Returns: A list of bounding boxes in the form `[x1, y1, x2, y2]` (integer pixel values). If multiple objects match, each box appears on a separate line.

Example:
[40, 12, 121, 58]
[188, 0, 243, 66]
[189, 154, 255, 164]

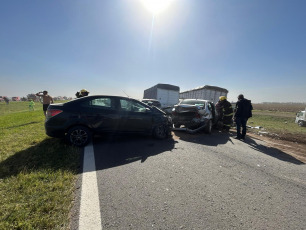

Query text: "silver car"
[171, 99, 218, 133]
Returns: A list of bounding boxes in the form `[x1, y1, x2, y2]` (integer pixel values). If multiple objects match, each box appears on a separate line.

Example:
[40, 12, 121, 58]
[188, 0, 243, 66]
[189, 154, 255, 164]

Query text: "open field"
[248, 103, 306, 144]
[253, 103, 306, 113]
[0, 101, 80, 229]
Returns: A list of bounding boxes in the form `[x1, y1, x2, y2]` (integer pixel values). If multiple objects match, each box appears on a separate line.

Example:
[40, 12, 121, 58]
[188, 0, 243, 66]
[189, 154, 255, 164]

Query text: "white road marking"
[79, 142, 102, 230]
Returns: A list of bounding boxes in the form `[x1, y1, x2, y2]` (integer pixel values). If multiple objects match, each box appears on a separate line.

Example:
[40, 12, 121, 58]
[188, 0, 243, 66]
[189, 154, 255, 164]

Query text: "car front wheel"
[153, 125, 167, 139]
[66, 126, 92, 147]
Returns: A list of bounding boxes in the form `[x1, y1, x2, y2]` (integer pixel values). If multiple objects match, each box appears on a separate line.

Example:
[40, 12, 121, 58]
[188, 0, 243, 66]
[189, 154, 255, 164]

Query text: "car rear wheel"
[204, 120, 212, 134]
[67, 126, 92, 147]
[153, 125, 167, 139]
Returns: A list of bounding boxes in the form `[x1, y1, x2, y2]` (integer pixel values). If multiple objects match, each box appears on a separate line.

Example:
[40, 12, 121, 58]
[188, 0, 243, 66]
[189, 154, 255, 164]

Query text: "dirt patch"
[247, 131, 306, 164]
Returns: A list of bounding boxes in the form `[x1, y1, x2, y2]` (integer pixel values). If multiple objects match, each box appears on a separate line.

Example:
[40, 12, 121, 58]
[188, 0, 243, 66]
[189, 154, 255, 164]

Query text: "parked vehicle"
[141, 99, 162, 108]
[172, 99, 218, 134]
[0, 96, 4, 102]
[12, 97, 21, 101]
[143, 84, 180, 108]
[180, 85, 228, 104]
[27, 94, 37, 101]
[295, 110, 306, 127]
[45, 95, 172, 146]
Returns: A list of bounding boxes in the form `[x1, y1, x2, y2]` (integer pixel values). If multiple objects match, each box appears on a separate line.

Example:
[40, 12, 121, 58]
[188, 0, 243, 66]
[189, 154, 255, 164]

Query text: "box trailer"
[143, 84, 180, 108]
[180, 85, 228, 104]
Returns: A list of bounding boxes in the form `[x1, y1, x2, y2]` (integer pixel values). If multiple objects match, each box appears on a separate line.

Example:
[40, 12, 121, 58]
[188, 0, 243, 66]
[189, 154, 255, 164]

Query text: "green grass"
[0, 101, 80, 229]
[248, 111, 306, 135]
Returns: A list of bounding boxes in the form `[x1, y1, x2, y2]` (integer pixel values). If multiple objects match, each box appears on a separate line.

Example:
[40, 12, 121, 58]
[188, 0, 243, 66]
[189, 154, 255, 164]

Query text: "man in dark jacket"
[234, 94, 253, 140]
[215, 96, 233, 131]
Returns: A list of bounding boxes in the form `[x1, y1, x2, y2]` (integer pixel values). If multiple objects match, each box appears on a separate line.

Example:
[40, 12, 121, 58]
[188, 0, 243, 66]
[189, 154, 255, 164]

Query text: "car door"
[208, 102, 217, 123]
[118, 98, 153, 133]
[80, 97, 120, 132]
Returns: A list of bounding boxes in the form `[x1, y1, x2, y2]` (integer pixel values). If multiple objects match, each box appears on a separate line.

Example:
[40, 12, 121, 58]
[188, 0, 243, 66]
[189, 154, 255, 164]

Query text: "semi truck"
[295, 109, 306, 127]
[179, 85, 228, 104]
[143, 84, 180, 108]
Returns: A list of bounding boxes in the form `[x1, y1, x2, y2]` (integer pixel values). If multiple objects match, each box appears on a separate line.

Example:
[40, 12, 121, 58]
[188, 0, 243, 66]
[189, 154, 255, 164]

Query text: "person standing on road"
[215, 96, 234, 132]
[234, 94, 253, 140]
[36, 91, 54, 116]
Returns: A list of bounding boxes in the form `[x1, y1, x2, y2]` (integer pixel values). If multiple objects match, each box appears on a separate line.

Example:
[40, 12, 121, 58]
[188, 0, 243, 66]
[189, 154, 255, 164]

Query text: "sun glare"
[141, 0, 174, 14]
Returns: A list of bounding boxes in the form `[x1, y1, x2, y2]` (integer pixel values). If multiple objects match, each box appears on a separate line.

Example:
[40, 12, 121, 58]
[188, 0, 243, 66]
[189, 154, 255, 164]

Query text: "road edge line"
[79, 142, 102, 230]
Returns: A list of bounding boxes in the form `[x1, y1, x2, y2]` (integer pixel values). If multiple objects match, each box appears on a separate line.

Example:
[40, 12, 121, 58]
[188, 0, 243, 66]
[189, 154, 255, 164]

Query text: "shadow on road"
[173, 130, 234, 146]
[93, 134, 177, 171]
[244, 136, 304, 165]
[174, 129, 304, 165]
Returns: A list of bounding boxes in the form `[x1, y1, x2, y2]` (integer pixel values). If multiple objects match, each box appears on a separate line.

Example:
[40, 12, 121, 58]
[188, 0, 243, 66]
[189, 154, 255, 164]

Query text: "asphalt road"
[74, 131, 306, 229]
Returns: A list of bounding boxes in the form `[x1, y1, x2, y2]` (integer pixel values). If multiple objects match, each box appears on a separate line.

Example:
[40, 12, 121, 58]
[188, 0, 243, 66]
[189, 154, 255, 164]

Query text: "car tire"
[66, 126, 92, 147]
[204, 120, 212, 134]
[174, 124, 181, 128]
[153, 125, 167, 139]
[298, 120, 304, 127]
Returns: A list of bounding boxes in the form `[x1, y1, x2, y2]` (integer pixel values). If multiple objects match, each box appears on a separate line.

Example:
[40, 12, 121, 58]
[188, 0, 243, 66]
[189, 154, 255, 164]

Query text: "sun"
[141, 0, 174, 14]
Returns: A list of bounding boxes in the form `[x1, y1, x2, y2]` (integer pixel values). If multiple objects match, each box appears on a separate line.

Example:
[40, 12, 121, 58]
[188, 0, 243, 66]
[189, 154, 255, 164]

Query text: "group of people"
[34, 89, 90, 116]
[216, 94, 253, 141]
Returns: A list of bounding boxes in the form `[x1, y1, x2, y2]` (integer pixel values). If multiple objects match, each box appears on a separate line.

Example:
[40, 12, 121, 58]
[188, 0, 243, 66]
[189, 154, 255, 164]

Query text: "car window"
[120, 99, 147, 112]
[181, 99, 206, 108]
[207, 103, 212, 111]
[82, 98, 114, 110]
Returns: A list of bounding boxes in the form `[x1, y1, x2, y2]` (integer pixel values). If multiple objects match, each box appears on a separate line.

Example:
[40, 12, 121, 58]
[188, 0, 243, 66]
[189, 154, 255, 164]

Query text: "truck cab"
[295, 110, 306, 127]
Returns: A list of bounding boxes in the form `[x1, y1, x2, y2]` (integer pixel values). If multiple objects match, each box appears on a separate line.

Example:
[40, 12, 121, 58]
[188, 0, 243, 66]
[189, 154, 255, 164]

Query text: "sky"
[0, 0, 305, 103]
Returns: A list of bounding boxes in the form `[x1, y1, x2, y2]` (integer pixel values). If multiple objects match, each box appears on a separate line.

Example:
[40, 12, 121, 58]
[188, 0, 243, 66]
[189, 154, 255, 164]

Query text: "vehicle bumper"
[45, 124, 66, 138]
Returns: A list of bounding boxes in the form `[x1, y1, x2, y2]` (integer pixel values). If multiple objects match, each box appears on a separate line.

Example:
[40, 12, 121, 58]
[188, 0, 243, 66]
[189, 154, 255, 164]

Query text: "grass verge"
[247, 111, 306, 143]
[0, 101, 80, 229]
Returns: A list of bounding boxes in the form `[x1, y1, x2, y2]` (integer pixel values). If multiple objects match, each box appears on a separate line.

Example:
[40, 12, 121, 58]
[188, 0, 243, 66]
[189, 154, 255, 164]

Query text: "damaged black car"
[45, 95, 172, 146]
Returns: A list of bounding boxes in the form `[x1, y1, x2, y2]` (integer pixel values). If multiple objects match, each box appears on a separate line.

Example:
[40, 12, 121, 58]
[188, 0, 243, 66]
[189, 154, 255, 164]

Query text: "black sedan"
[45, 95, 172, 146]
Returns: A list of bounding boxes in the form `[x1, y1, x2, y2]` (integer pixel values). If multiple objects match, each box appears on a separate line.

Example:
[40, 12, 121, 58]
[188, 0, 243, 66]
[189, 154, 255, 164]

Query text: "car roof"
[65, 95, 141, 104]
[142, 99, 159, 102]
[76, 95, 133, 100]
[181, 99, 210, 102]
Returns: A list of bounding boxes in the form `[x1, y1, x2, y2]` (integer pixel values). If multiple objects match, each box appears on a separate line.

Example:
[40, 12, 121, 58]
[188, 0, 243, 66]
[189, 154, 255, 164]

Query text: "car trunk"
[173, 105, 202, 128]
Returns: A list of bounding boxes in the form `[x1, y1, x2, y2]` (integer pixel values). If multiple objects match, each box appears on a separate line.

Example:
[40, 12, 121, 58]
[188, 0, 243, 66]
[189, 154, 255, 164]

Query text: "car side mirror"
[146, 108, 152, 113]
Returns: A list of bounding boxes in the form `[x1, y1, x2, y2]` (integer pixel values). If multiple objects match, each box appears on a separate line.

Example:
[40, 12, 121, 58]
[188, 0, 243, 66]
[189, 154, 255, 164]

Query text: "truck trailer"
[180, 85, 228, 104]
[143, 84, 180, 108]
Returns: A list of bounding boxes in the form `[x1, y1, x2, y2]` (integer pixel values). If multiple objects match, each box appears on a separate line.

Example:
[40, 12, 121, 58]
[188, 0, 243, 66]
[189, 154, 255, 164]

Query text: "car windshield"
[180, 100, 206, 107]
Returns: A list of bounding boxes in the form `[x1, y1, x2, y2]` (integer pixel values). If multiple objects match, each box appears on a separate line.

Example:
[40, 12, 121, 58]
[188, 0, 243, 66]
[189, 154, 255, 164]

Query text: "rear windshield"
[180, 100, 206, 107]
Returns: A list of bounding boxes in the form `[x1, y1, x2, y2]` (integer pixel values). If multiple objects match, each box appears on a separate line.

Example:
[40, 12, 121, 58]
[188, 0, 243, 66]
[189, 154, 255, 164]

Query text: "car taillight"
[47, 109, 63, 118]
